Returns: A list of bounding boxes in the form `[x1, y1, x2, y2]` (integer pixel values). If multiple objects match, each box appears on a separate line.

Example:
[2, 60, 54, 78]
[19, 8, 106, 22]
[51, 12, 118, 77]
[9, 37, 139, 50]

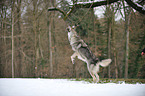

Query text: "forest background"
[0, 0, 145, 79]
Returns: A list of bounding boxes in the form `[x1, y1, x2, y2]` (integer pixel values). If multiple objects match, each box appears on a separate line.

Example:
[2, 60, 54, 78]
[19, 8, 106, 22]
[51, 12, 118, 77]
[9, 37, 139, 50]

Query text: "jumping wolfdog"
[67, 26, 111, 82]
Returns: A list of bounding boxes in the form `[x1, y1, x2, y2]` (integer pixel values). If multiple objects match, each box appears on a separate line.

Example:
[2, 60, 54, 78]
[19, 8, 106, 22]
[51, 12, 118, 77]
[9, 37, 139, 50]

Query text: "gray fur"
[67, 26, 111, 83]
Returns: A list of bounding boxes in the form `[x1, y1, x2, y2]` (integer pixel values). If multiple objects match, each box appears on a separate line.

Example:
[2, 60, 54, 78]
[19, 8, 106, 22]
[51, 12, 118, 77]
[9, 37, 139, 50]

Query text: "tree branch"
[48, 0, 145, 21]
[48, 7, 66, 16]
[74, 0, 119, 8]
[64, 6, 75, 20]
[48, 0, 119, 20]
[125, 0, 145, 14]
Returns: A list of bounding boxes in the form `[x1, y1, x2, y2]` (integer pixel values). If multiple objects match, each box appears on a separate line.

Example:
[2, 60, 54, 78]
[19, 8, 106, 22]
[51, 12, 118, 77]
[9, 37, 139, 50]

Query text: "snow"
[135, 2, 145, 10]
[0, 78, 145, 96]
[76, 0, 105, 4]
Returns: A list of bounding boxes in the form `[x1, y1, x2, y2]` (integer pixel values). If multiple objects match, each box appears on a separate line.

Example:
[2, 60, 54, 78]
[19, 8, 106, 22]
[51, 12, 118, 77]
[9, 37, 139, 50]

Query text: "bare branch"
[48, 7, 66, 16]
[48, 0, 145, 21]
[74, 0, 119, 8]
[48, 0, 119, 20]
[125, 0, 145, 14]
[20, 50, 33, 61]
[64, 6, 75, 20]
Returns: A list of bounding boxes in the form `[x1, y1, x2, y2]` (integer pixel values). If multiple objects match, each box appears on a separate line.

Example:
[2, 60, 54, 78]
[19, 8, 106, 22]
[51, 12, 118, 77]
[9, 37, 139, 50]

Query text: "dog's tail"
[99, 59, 112, 67]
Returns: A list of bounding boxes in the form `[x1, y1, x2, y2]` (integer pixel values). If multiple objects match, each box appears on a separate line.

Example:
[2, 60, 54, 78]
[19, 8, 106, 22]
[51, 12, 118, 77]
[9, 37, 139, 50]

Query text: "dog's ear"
[99, 59, 111, 67]
[72, 26, 76, 30]
[72, 26, 75, 28]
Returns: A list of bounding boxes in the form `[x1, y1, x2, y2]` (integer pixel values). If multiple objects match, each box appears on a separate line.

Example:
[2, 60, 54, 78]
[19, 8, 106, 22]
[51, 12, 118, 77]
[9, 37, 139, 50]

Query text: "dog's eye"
[67, 28, 70, 32]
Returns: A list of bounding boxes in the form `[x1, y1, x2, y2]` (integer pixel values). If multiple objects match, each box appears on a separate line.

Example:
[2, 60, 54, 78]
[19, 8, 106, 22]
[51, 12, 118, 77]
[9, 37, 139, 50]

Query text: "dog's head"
[67, 26, 78, 41]
[66, 26, 71, 32]
[66, 26, 76, 33]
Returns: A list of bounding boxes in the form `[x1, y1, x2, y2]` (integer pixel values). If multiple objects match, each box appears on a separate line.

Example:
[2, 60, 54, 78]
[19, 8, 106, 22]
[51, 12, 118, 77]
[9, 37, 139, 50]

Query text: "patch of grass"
[68, 78, 145, 84]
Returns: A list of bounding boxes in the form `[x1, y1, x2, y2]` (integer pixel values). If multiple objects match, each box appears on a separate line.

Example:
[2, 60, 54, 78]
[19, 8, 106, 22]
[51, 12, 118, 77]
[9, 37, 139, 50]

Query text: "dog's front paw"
[72, 60, 75, 64]
[71, 56, 75, 64]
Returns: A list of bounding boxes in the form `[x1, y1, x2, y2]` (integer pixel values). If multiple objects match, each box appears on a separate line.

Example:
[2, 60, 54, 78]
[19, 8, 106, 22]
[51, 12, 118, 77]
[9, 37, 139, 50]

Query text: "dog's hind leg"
[71, 52, 77, 64]
[87, 63, 97, 83]
[92, 74, 97, 83]
[95, 73, 99, 82]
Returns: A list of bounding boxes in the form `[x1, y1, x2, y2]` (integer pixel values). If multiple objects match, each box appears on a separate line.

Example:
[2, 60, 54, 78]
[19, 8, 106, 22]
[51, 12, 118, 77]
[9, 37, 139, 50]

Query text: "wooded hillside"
[0, 0, 145, 79]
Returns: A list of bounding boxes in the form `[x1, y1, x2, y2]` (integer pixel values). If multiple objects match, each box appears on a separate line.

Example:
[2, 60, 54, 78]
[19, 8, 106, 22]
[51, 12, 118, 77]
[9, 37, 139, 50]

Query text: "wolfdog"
[67, 26, 111, 82]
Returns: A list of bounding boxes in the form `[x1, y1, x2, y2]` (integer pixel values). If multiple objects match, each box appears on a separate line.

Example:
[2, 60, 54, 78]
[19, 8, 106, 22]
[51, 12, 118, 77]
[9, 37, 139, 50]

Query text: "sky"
[65, 0, 124, 20]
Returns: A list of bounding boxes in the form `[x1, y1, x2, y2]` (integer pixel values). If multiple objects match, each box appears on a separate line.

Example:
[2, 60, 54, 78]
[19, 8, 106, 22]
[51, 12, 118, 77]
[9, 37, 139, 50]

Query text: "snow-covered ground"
[0, 78, 145, 96]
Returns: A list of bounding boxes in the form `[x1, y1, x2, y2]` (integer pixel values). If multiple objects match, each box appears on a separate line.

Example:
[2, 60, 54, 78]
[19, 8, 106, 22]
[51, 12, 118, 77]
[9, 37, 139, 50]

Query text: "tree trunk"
[107, 5, 112, 78]
[49, 16, 53, 77]
[0, 5, 4, 77]
[32, 0, 38, 77]
[11, 8, 15, 78]
[111, 5, 118, 79]
[16, 0, 22, 77]
[73, 63, 76, 78]
[108, 22, 111, 78]
[114, 49, 118, 78]
[124, 16, 130, 78]
[123, 1, 131, 78]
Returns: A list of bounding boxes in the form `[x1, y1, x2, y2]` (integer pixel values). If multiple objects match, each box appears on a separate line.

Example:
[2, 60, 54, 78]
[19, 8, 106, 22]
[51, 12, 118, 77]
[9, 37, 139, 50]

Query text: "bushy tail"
[99, 59, 112, 67]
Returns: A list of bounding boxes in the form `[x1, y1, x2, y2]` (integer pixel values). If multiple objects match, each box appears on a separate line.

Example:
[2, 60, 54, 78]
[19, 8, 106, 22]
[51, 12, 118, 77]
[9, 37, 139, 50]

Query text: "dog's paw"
[71, 57, 75, 64]
[72, 60, 75, 64]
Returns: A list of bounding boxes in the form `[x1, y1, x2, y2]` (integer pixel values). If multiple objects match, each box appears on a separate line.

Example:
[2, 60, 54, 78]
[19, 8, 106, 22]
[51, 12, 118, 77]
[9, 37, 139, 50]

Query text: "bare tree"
[11, 3, 15, 78]
[48, 0, 145, 19]
[122, 0, 132, 78]
[106, 5, 112, 78]
[48, 14, 53, 77]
